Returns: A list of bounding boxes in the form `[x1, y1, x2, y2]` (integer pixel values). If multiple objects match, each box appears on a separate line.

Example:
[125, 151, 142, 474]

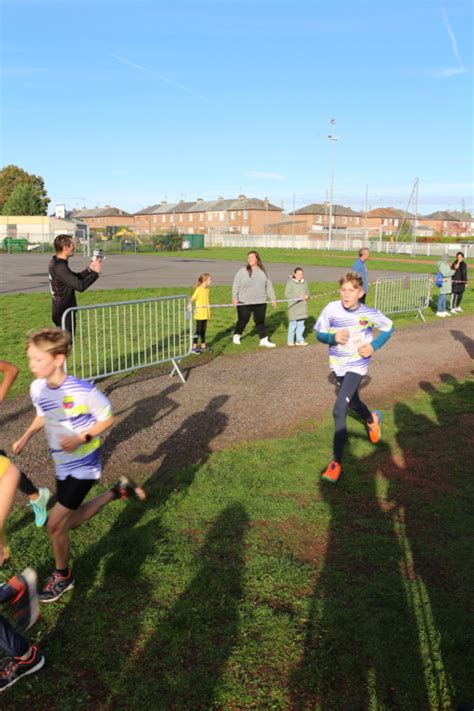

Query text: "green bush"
[152, 231, 183, 251]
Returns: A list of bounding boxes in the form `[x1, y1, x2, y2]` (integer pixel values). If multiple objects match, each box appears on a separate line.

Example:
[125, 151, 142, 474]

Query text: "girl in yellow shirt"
[191, 273, 212, 353]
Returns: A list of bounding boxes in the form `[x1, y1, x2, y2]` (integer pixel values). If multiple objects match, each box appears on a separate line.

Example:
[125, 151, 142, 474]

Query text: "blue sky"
[1, 0, 472, 215]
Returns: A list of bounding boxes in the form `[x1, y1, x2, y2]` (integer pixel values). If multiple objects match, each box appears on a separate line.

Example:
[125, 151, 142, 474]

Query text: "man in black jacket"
[48, 234, 102, 334]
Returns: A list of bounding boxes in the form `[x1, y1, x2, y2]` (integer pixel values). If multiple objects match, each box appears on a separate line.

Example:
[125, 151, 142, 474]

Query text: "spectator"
[351, 248, 369, 304]
[450, 252, 467, 313]
[232, 251, 276, 348]
[285, 267, 310, 346]
[48, 235, 102, 334]
[435, 254, 455, 318]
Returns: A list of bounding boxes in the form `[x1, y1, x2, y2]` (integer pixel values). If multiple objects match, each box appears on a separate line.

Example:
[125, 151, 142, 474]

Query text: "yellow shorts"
[0, 454, 12, 479]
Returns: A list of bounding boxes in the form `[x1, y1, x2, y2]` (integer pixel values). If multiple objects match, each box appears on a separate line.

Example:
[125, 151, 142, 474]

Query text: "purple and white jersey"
[30, 376, 112, 480]
[315, 300, 393, 376]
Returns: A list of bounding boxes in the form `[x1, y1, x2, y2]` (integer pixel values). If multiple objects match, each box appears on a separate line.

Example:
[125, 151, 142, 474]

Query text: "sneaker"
[232, 334, 241, 345]
[39, 570, 74, 603]
[295, 341, 308, 346]
[191, 347, 201, 354]
[111, 475, 146, 501]
[27, 487, 51, 528]
[7, 568, 39, 632]
[287, 343, 295, 347]
[444, 311, 451, 316]
[367, 409, 382, 444]
[435, 312, 446, 318]
[259, 337, 276, 348]
[321, 461, 342, 483]
[450, 309, 457, 314]
[456, 306, 463, 312]
[0, 646, 45, 692]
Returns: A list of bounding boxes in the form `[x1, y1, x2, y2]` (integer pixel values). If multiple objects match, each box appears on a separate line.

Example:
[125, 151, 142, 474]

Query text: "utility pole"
[327, 118, 338, 248]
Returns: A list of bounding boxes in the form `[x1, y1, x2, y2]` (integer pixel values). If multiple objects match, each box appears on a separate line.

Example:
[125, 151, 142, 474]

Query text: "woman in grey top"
[232, 251, 277, 347]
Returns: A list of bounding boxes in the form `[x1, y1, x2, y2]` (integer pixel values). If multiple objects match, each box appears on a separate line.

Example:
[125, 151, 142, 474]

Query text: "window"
[355, 217, 360, 225]
[208, 213, 213, 221]
[162, 215, 166, 223]
[316, 215, 322, 224]
[243, 210, 248, 219]
[230, 212, 235, 220]
[199, 214, 204, 222]
[189, 214, 193, 222]
[219, 212, 224, 222]
[153, 216, 157, 223]
[179, 215, 183, 222]
[341, 217, 347, 225]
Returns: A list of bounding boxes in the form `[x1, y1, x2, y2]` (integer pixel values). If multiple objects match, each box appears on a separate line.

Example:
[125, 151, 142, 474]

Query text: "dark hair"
[246, 250, 267, 277]
[293, 267, 304, 275]
[54, 234, 74, 253]
[456, 251, 464, 258]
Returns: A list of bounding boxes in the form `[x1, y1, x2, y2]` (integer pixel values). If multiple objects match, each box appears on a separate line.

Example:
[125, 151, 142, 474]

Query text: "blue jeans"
[288, 319, 305, 344]
[437, 293, 447, 312]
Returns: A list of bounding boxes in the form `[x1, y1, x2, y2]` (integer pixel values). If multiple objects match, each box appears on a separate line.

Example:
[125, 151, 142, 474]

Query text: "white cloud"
[245, 170, 286, 181]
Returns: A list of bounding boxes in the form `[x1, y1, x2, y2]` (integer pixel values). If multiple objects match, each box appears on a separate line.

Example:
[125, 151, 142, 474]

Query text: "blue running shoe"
[27, 487, 51, 527]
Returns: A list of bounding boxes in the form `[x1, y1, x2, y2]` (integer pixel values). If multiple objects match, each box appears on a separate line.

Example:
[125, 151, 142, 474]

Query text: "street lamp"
[327, 118, 339, 248]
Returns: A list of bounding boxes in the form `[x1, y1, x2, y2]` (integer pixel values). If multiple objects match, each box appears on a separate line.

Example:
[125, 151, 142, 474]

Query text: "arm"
[359, 313, 393, 357]
[54, 261, 99, 293]
[59, 415, 115, 453]
[232, 270, 243, 304]
[316, 331, 337, 345]
[0, 361, 19, 403]
[12, 415, 45, 454]
[265, 275, 276, 304]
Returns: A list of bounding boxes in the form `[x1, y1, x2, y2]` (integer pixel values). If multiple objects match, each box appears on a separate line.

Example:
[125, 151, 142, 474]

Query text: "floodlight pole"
[327, 119, 338, 249]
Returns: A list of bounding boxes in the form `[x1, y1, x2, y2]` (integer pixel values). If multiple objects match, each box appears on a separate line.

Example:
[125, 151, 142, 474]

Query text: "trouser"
[53, 308, 75, 335]
[288, 319, 305, 344]
[193, 320, 208, 345]
[437, 293, 447, 312]
[451, 292, 464, 309]
[234, 304, 267, 338]
[0, 586, 29, 657]
[333, 372, 373, 463]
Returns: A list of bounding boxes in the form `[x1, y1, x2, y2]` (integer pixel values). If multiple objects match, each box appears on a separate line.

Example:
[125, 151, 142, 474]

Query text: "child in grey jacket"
[285, 268, 311, 346]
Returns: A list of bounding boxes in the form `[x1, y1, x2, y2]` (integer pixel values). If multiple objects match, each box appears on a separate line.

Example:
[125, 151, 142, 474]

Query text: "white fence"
[62, 295, 192, 384]
[206, 232, 473, 258]
[374, 275, 432, 321]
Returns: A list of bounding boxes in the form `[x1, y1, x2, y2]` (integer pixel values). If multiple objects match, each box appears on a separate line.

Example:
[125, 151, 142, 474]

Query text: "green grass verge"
[2, 282, 473, 397]
[1, 376, 472, 709]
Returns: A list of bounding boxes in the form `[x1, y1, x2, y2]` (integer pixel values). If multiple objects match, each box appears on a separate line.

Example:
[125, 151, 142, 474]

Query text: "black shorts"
[56, 477, 96, 510]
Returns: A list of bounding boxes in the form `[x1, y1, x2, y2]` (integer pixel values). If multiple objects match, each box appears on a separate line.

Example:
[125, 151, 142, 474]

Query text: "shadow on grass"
[106, 502, 249, 710]
[291, 376, 473, 709]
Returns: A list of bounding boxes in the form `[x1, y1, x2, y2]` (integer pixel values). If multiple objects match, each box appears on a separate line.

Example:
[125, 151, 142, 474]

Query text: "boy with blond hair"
[13, 328, 145, 603]
[315, 272, 393, 483]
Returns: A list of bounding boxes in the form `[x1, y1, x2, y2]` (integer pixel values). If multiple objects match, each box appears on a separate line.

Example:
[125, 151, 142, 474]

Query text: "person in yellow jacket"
[191, 273, 212, 353]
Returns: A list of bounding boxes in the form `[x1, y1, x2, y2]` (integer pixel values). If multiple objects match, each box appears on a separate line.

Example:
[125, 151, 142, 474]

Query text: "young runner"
[315, 272, 393, 483]
[13, 328, 146, 603]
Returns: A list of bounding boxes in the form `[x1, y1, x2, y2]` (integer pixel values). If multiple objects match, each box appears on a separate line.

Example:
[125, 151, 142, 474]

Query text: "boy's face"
[340, 281, 364, 309]
[27, 344, 65, 380]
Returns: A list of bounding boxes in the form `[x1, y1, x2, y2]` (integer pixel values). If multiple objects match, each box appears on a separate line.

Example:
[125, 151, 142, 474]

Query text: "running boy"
[191, 272, 212, 353]
[12, 328, 145, 603]
[315, 272, 393, 483]
[1, 360, 50, 528]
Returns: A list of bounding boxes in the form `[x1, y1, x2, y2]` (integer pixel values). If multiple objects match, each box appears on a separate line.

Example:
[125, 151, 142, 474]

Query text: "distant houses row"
[70, 196, 473, 238]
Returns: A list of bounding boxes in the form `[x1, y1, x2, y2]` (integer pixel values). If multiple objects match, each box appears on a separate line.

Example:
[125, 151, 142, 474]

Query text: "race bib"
[346, 329, 368, 351]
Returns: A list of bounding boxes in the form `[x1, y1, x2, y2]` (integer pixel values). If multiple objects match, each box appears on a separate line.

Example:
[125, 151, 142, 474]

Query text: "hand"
[335, 328, 349, 344]
[272, 301, 277, 309]
[59, 434, 83, 453]
[12, 437, 27, 455]
[232, 298, 239, 306]
[304, 294, 310, 300]
[90, 258, 103, 273]
[358, 343, 374, 357]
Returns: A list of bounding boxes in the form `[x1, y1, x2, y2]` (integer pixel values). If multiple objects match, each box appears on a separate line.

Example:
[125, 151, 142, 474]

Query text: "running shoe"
[321, 461, 342, 483]
[0, 646, 45, 692]
[367, 410, 382, 444]
[7, 568, 39, 631]
[232, 334, 241, 345]
[111, 475, 146, 501]
[191, 347, 201, 354]
[295, 341, 308, 347]
[27, 486, 51, 527]
[39, 570, 75, 603]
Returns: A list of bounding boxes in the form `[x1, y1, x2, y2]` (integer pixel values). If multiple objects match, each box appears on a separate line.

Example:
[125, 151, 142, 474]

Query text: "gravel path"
[1, 316, 472, 490]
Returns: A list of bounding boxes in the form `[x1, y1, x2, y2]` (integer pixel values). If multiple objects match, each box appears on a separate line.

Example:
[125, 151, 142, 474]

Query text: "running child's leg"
[0, 458, 20, 563]
[332, 372, 365, 463]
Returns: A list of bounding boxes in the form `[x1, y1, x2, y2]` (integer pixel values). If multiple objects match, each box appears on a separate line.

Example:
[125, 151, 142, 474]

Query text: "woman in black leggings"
[450, 252, 467, 312]
[232, 251, 277, 348]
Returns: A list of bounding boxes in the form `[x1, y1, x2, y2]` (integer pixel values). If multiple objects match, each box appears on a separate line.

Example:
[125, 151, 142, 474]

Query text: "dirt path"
[1, 316, 472, 489]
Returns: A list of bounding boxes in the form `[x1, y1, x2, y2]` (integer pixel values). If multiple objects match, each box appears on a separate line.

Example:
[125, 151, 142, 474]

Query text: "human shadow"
[450, 329, 474, 359]
[105, 502, 250, 710]
[101, 383, 181, 468]
[26, 395, 231, 706]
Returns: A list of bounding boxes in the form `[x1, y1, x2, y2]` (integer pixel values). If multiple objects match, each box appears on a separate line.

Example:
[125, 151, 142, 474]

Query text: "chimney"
[238, 194, 246, 200]
[263, 196, 269, 209]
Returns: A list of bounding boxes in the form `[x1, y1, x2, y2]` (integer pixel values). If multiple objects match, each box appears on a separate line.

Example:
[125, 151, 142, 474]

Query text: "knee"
[333, 400, 348, 422]
[47, 519, 65, 537]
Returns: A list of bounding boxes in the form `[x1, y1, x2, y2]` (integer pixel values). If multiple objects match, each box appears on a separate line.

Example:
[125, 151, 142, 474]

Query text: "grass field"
[2, 281, 473, 398]
[2, 375, 472, 709]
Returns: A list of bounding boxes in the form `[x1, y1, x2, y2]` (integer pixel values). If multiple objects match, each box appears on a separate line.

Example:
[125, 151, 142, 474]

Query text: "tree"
[0, 164, 50, 214]
[2, 183, 45, 215]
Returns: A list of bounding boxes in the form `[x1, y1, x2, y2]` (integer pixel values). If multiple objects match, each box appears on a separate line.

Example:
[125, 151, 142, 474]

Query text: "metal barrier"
[61, 295, 192, 384]
[374, 275, 431, 321]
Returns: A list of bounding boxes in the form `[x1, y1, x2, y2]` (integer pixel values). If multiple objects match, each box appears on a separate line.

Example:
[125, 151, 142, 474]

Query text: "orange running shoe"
[367, 410, 382, 444]
[321, 460, 342, 483]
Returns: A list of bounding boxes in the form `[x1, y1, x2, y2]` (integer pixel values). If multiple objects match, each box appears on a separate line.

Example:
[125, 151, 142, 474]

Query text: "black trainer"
[39, 570, 74, 603]
[8, 568, 39, 632]
[0, 646, 45, 692]
[111, 475, 146, 501]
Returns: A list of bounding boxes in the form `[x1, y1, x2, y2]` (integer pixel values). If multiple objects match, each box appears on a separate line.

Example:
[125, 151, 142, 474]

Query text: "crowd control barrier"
[374, 275, 431, 321]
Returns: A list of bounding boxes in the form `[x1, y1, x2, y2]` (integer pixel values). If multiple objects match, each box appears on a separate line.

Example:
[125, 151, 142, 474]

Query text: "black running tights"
[194, 320, 208, 345]
[333, 372, 373, 463]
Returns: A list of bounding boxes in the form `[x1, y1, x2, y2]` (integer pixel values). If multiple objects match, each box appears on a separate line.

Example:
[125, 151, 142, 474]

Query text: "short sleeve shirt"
[315, 300, 393, 376]
[30, 375, 112, 480]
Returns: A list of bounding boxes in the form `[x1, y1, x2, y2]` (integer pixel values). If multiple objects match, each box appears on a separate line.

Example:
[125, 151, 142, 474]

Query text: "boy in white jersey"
[13, 328, 145, 603]
[315, 272, 393, 483]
